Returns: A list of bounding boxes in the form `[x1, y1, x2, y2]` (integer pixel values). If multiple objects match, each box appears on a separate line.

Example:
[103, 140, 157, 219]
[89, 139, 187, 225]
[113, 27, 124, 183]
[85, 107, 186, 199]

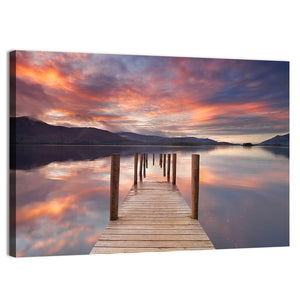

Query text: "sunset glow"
[13, 51, 289, 143]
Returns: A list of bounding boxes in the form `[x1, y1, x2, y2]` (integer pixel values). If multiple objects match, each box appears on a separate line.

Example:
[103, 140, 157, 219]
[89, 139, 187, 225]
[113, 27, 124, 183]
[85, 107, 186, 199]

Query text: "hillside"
[118, 132, 231, 146]
[11, 116, 233, 146]
[10, 116, 132, 145]
[118, 132, 163, 144]
[259, 133, 289, 146]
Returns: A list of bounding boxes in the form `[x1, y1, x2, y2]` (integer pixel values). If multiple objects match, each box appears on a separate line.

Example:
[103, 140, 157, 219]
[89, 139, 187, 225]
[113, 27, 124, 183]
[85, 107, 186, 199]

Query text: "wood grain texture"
[90, 171, 214, 254]
[109, 154, 120, 221]
[90, 247, 213, 254]
[134, 153, 138, 185]
[191, 154, 200, 219]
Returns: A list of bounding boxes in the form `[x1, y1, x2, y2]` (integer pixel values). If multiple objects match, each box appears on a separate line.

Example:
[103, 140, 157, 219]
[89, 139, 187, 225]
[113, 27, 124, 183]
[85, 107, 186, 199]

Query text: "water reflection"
[14, 153, 134, 256]
[14, 145, 220, 170]
[259, 146, 289, 159]
[176, 146, 289, 249]
[12, 145, 289, 256]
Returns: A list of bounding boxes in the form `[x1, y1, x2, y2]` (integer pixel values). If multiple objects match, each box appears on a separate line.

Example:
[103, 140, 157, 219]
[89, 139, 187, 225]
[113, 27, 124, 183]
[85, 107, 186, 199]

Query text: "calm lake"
[13, 145, 289, 256]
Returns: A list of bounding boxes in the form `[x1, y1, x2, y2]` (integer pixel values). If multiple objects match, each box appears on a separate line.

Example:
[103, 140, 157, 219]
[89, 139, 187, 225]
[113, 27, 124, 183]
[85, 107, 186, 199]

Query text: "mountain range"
[10, 116, 289, 146]
[117, 132, 229, 146]
[10, 116, 231, 146]
[10, 116, 131, 145]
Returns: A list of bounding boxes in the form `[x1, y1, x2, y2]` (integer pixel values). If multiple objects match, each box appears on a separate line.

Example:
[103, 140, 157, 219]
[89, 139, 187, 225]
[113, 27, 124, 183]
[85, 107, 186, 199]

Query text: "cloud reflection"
[15, 155, 134, 257]
[15, 146, 289, 256]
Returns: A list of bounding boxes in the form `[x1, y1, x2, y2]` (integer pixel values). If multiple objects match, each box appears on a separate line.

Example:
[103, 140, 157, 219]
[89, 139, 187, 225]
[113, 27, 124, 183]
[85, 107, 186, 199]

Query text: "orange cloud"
[16, 62, 73, 91]
[14, 51, 289, 143]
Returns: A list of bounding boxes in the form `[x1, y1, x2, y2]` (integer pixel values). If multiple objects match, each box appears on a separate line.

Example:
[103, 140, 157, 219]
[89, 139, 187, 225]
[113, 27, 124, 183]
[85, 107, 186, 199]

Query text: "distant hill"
[118, 132, 163, 144]
[10, 116, 233, 146]
[10, 116, 132, 145]
[118, 132, 232, 146]
[259, 134, 289, 146]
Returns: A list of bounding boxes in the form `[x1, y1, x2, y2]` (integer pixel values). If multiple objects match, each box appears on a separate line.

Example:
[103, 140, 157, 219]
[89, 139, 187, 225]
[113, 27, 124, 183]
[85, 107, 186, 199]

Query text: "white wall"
[1, 1, 299, 299]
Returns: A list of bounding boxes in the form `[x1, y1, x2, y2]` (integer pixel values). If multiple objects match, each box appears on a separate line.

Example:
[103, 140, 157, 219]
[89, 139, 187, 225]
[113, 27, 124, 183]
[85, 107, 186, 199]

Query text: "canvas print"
[9, 51, 289, 257]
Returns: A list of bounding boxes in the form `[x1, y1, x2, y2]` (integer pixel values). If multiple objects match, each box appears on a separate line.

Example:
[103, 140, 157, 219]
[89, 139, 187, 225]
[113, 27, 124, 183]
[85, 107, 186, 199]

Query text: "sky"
[13, 51, 289, 143]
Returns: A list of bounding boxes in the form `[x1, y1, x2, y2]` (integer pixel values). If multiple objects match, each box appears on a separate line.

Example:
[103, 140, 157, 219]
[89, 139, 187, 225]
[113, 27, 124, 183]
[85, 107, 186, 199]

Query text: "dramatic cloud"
[14, 51, 289, 143]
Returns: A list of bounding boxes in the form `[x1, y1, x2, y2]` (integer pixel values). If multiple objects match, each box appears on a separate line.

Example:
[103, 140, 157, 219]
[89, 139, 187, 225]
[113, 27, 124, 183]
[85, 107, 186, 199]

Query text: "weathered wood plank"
[102, 229, 205, 235]
[116, 217, 196, 221]
[123, 208, 189, 210]
[90, 247, 213, 254]
[105, 224, 204, 230]
[99, 234, 210, 241]
[94, 240, 214, 248]
[122, 203, 187, 205]
[119, 211, 190, 215]
[120, 212, 191, 215]
[90, 175, 214, 254]
[122, 204, 188, 206]
[118, 214, 191, 218]
[121, 204, 189, 207]
[122, 201, 187, 204]
[108, 219, 200, 225]
[121, 209, 189, 212]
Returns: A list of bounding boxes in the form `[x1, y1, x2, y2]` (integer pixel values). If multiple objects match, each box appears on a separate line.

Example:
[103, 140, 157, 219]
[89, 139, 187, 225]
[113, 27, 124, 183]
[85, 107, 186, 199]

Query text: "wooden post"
[159, 154, 162, 167]
[134, 153, 138, 185]
[110, 154, 120, 220]
[172, 153, 176, 185]
[146, 153, 148, 168]
[143, 153, 146, 178]
[163, 154, 166, 176]
[153, 153, 155, 166]
[167, 153, 171, 182]
[191, 154, 200, 219]
[139, 153, 143, 182]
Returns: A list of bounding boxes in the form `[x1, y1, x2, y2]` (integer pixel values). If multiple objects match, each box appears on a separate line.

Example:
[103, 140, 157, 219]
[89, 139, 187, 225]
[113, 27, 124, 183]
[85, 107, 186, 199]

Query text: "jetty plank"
[109, 220, 201, 225]
[101, 229, 205, 235]
[105, 224, 205, 230]
[90, 178, 214, 254]
[99, 234, 210, 241]
[94, 240, 213, 248]
[90, 247, 213, 254]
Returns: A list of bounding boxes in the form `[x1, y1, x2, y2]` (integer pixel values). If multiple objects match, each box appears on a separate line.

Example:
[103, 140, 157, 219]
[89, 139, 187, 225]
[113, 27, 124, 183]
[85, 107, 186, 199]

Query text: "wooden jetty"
[90, 153, 214, 254]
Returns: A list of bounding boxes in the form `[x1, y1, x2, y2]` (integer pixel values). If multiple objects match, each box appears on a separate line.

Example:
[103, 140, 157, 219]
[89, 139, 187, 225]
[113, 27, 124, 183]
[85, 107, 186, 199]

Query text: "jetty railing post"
[191, 154, 200, 219]
[134, 153, 138, 185]
[146, 153, 148, 168]
[143, 153, 146, 178]
[110, 154, 120, 221]
[172, 153, 177, 185]
[167, 153, 171, 182]
[159, 154, 162, 168]
[163, 154, 166, 176]
[153, 153, 155, 166]
[139, 153, 143, 182]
